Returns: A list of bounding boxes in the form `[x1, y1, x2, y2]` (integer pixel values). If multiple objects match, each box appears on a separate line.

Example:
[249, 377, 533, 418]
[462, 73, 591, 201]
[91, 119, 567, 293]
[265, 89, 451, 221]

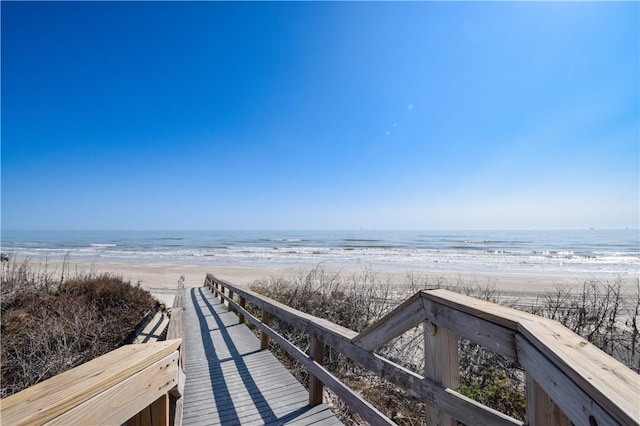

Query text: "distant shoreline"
[13, 258, 638, 309]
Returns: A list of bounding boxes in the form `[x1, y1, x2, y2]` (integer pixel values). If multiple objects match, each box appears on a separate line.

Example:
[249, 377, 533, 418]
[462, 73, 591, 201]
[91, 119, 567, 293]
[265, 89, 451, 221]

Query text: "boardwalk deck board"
[182, 286, 342, 426]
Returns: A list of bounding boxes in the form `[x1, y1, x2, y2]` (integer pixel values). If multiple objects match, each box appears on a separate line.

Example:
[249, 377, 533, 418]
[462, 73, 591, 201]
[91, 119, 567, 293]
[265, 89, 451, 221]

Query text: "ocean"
[1, 229, 638, 277]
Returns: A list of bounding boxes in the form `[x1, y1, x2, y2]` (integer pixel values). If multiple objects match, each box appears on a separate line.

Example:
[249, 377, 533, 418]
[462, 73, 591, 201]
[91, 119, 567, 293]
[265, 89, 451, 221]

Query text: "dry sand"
[33, 259, 638, 309]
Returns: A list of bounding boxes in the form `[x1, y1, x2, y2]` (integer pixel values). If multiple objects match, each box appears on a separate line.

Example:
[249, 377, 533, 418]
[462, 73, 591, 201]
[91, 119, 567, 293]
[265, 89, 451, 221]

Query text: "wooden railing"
[205, 273, 639, 426]
[1, 279, 187, 426]
[166, 276, 186, 425]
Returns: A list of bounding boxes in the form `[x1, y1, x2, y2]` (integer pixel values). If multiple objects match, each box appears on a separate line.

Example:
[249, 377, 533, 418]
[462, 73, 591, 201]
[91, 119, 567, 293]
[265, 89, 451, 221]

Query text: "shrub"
[248, 267, 639, 425]
[1, 259, 157, 397]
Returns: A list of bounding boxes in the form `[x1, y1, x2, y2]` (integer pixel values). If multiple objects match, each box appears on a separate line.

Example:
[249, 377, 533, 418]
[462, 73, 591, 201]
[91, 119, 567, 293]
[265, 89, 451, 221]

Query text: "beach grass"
[0, 258, 158, 398]
[248, 267, 640, 424]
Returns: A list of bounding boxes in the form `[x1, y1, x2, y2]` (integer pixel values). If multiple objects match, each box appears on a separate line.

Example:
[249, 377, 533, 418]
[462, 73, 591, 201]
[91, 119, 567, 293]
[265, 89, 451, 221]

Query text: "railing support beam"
[526, 375, 571, 426]
[260, 310, 271, 350]
[238, 297, 246, 324]
[309, 337, 325, 407]
[424, 321, 459, 426]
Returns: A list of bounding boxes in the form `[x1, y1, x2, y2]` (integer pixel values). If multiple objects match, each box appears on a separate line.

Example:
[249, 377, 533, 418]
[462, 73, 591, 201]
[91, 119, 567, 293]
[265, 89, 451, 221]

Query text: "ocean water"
[1, 229, 638, 277]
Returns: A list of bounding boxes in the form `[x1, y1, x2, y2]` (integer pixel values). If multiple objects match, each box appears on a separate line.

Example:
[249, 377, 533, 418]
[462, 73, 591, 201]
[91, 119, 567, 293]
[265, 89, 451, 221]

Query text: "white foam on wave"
[7, 236, 639, 277]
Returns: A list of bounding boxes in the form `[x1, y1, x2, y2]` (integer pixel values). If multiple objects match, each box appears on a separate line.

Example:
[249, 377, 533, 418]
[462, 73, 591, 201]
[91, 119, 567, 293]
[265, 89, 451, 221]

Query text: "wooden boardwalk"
[182, 286, 342, 426]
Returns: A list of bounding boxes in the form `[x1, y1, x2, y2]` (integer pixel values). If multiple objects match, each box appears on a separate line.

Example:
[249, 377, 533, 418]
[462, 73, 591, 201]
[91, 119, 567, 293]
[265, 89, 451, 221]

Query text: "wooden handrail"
[205, 273, 640, 426]
[167, 276, 186, 371]
[1, 340, 182, 426]
[165, 276, 186, 426]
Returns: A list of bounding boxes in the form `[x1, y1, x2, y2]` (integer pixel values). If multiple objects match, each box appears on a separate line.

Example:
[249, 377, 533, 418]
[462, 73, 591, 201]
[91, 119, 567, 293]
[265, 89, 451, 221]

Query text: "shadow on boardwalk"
[182, 287, 341, 426]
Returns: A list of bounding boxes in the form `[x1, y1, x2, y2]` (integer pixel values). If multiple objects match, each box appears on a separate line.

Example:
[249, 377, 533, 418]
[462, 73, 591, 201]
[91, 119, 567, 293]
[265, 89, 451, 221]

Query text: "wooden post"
[309, 337, 325, 407]
[238, 297, 246, 324]
[228, 290, 235, 313]
[169, 393, 183, 426]
[424, 321, 459, 426]
[149, 393, 169, 426]
[526, 375, 571, 426]
[260, 310, 271, 350]
[219, 284, 225, 303]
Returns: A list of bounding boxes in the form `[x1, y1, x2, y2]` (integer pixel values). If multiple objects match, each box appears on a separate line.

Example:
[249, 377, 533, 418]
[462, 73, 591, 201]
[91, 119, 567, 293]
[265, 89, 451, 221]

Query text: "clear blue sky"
[2, 1, 638, 230]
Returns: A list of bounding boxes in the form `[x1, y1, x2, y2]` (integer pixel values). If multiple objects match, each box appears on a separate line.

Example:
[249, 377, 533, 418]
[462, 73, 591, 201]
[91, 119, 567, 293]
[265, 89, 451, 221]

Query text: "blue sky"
[2, 1, 638, 230]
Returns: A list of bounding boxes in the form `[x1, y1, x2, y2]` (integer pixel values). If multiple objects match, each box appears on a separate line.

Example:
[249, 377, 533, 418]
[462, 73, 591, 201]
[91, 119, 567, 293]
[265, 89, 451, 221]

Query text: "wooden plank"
[352, 292, 426, 351]
[211, 276, 358, 341]
[1, 340, 182, 426]
[422, 289, 538, 330]
[173, 278, 184, 309]
[228, 290, 235, 313]
[150, 394, 169, 426]
[45, 351, 178, 425]
[238, 297, 246, 324]
[260, 310, 271, 350]
[248, 311, 394, 425]
[516, 334, 623, 426]
[424, 322, 459, 426]
[209, 277, 523, 426]
[181, 287, 343, 426]
[169, 391, 184, 426]
[421, 295, 517, 360]
[526, 375, 571, 426]
[309, 337, 325, 407]
[219, 291, 392, 424]
[167, 308, 184, 341]
[433, 387, 524, 426]
[423, 288, 640, 424]
[517, 320, 639, 425]
[127, 406, 151, 426]
[133, 311, 170, 344]
[226, 288, 522, 426]
[283, 403, 342, 425]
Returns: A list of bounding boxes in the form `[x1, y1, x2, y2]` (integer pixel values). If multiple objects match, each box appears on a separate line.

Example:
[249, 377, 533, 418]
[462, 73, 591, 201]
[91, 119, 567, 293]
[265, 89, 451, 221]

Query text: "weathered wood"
[526, 375, 570, 426]
[1, 340, 182, 426]
[209, 274, 357, 341]
[150, 394, 169, 426]
[425, 288, 640, 425]
[229, 299, 393, 426]
[133, 311, 170, 344]
[207, 274, 638, 426]
[181, 287, 342, 426]
[518, 318, 639, 425]
[352, 292, 426, 351]
[238, 297, 246, 324]
[167, 308, 184, 342]
[309, 337, 325, 407]
[260, 310, 271, 350]
[167, 281, 186, 426]
[173, 277, 185, 309]
[424, 321, 459, 426]
[516, 334, 621, 426]
[421, 295, 517, 360]
[209, 274, 523, 426]
[228, 289, 234, 313]
[221, 284, 521, 426]
[421, 289, 535, 330]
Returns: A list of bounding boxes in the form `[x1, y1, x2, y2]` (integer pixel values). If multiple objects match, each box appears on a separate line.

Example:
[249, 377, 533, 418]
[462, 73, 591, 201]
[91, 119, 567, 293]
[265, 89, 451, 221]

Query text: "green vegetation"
[249, 268, 640, 425]
[1, 258, 158, 398]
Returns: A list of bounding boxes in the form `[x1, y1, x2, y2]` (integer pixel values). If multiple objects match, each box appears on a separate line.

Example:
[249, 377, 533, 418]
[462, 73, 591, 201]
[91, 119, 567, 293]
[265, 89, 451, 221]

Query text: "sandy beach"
[28, 259, 638, 309]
